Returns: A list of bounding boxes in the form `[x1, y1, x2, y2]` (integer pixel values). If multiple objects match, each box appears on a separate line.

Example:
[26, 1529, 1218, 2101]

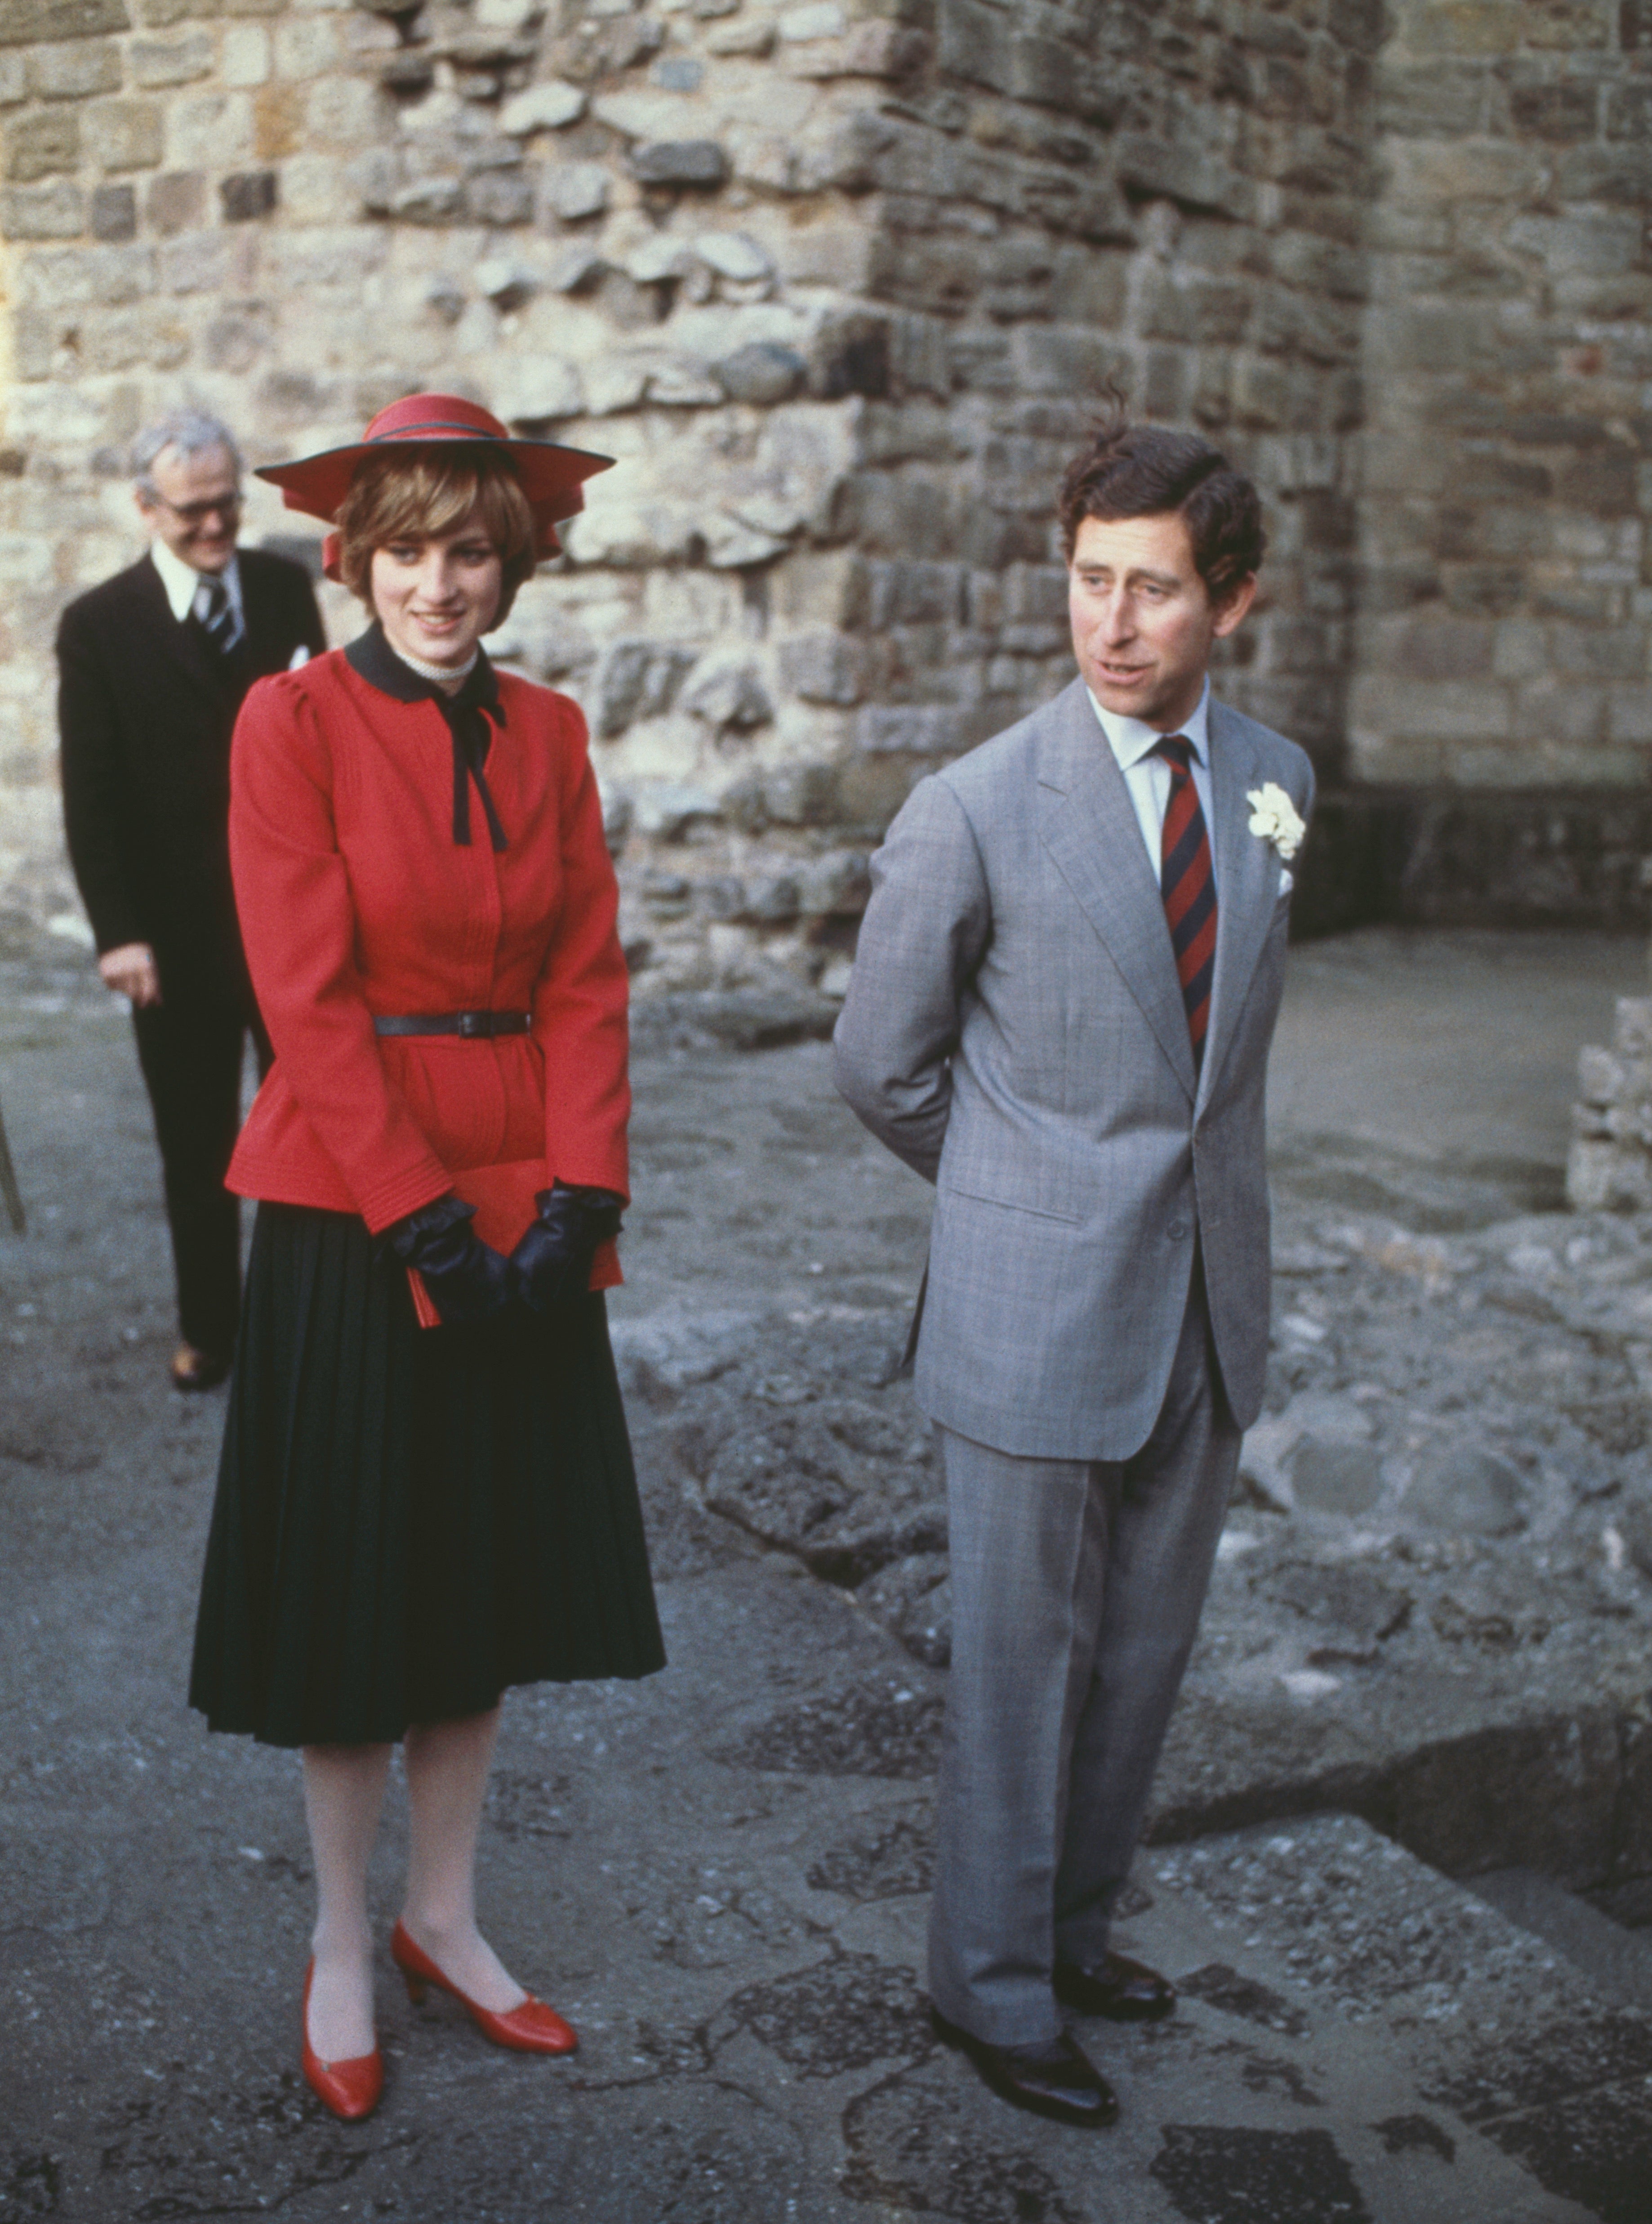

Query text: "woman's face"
[370, 507, 503, 669]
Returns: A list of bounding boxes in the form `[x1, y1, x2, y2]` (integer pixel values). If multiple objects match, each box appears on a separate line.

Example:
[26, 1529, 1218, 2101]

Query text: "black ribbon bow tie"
[343, 623, 509, 853]
[436, 679, 508, 854]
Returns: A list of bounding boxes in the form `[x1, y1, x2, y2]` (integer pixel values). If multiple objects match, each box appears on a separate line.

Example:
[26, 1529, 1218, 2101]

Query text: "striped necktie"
[196, 574, 242, 656]
[1155, 734, 1216, 1067]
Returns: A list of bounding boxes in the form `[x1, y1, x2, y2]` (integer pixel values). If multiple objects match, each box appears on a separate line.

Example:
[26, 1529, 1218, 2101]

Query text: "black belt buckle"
[457, 1010, 487, 1038]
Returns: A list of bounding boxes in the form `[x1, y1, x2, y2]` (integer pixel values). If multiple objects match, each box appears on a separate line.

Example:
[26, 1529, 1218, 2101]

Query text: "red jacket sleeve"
[532, 697, 631, 1199]
[230, 674, 454, 1232]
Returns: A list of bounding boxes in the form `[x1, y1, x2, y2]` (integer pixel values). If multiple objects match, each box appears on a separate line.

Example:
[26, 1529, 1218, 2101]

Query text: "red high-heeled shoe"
[300, 1961, 383, 2121]
[390, 1921, 578, 2056]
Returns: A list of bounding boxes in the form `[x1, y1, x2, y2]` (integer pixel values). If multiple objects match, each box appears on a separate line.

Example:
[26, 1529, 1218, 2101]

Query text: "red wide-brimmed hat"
[254, 392, 614, 572]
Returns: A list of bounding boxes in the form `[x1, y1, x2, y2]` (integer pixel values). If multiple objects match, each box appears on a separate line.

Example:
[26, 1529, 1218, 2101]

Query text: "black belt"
[373, 1011, 531, 1039]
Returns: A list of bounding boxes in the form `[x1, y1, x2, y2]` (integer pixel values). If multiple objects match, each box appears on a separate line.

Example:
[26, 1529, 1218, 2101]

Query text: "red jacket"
[225, 637, 629, 1283]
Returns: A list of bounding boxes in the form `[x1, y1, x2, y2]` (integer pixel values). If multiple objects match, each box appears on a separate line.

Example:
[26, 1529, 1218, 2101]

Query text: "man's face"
[1067, 510, 1256, 734]
[136, 442, 241, 573]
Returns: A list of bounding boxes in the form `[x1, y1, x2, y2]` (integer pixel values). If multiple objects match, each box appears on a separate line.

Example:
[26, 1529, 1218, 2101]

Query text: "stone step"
[1469, 1867, 1652, 2018]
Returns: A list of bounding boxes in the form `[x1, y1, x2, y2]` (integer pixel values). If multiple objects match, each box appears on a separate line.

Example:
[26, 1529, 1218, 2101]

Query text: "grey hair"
[131, 410, 243, 500]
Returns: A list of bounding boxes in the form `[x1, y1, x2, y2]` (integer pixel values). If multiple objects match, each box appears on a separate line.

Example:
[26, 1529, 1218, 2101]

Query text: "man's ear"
[1211, 572, 1258, 639]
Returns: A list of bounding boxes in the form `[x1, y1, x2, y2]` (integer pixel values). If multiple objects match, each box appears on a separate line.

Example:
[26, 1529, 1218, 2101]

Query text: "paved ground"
[2, 926, 1651, 2223]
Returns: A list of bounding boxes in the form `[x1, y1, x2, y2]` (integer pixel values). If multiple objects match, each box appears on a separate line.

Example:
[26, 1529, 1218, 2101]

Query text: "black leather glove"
[508, 1182, 624, 1312]
[381, 1194, 514, 1326]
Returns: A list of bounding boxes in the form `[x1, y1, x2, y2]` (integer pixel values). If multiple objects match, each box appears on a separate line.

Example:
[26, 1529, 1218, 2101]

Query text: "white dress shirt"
[149, 535, 246, 634]
[1086, 679, 1219, 891]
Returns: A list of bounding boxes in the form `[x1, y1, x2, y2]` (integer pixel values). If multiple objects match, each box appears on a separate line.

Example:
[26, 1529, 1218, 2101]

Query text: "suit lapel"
[133, 553, 226, 710]
[1035, 680, 1197, 1103]
[1198, 700, 1274, 1107]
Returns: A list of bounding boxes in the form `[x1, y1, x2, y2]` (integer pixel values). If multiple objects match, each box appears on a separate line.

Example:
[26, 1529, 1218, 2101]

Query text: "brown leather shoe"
[930, 2008, 1119, 2128]
[170, 1343, 230, 1393]
[1054, 1950, 1176, 2022]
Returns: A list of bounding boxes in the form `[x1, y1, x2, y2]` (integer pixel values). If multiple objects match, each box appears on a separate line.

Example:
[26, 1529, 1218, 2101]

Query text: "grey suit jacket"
[833, 677, 1314, 1461]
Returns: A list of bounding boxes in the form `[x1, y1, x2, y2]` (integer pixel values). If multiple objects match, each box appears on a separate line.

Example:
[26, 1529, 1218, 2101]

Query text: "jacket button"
[1168, 1220, 1188, 1240]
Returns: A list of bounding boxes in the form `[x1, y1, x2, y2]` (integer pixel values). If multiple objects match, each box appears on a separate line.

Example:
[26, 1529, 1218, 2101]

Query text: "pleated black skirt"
[189, 1203, 665, 1748]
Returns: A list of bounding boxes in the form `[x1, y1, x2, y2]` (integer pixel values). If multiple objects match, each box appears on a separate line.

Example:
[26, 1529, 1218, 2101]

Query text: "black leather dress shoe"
[930, 2008, 1119, 2128]
[1053, 1950, 1176, 2022]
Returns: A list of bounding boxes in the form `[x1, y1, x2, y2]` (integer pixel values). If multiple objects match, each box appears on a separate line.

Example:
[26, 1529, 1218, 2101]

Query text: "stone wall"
[1355, 0, 1652, 789]
[0, 0, 1643, 995]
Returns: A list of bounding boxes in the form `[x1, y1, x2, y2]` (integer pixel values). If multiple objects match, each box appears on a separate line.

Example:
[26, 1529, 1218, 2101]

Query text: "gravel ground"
[2, 924, 1650, 2222]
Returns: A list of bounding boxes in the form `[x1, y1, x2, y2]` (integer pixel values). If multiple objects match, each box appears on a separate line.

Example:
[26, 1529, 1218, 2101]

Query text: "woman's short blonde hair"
[334, 448, 539, 622]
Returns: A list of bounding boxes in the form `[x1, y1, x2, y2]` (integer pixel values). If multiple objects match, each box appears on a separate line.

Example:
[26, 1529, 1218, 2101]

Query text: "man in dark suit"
[58, 410, 326, 1389]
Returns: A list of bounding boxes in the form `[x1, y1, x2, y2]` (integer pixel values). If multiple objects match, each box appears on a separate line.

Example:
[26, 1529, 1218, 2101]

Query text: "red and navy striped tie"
[1156, 735, 1216, 1067]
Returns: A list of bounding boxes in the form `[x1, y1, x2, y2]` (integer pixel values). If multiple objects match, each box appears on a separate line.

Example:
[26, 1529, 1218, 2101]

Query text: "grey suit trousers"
[927, 1265, 1240, 2047]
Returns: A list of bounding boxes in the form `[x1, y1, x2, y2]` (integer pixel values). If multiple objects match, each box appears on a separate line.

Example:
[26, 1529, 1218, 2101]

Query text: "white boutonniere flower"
[1247, 782, 1305, 863]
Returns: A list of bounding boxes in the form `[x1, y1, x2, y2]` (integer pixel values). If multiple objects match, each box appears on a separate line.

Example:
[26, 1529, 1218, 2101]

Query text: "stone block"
[1350, 674, 1511, 741]
[130, 29, 211, 86]
[1555, 142, 1652, 208]
[1607, 684, 1652, 745]
[856, 704, 956, 755]
[89, 180, 134, 240]
[1402, 2, 1526, 54]
[545, 159, 608, 220]
[0, 178, 80, 237]
[83, 98, 162, 173]
[1114, 133, 1256, 223]
[167, 92, 253, 169]
[272, 14, 338, 78]
[0, 0, 127, 39]
[262, 224, 388, 292]
[779, 629, 863, 706]
[695, 229, 772, 284]
[1508, 78, 1599, 137]
[465, 169, 534, 225]
[0, 51, 21, 102]
[1550, 624, 1646, 682]
[776, 552, 868, 632]
[1555, 447, 1639, 516]
[29, 36, 120, 98]
[144, 166, 202, 232]
[1011, 324, 1127, 397]
[1577, 1044, 1627, 1104]
[1506, 210, 1643, 277]
[797, 848, 868, 915]
[220, 21, 267, 85]
[218, 166, 276, 222]
[1384, 136, 1540, 204]
[493, 355, 583, 424]
[1567, 1135, 1652, 1210]
[1519, 0, 1613, 44]
[682, 651, 773, 730]
[713, 341, 806, 406]
[630, 139, 728, 189]
[500, 79, 584, 134]
[391, 174, 463, 224]
[1375, 62, 1485, 134]
[707, 18, 773, 54]
[1616, 999, 1652, 1058]
[4, 107, 77, 182]
[934, 0, 1008, 89]
[1513, 676, 1607, 747]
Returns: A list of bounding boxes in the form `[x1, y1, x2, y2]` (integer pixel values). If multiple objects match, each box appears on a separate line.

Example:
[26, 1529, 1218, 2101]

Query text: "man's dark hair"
[1057, 420, 1265, 602]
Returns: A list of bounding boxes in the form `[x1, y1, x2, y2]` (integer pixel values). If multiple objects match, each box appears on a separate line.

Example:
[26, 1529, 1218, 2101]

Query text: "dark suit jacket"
[58, 545, 326, 1009]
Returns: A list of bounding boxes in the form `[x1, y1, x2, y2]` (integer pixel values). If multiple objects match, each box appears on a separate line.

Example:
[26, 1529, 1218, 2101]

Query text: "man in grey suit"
[833, 421, 1314, 2128]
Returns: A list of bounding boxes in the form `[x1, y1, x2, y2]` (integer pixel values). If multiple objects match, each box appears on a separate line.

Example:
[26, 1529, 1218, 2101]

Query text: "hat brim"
[254, 431, 615, 553]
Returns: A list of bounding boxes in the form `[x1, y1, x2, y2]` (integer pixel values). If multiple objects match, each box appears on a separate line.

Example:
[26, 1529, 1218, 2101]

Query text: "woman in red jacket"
[188, 395, 664, 2121]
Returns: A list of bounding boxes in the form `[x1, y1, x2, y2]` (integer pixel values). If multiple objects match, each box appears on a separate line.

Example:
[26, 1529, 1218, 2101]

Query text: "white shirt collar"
[149, 537, 242, 626]
[1086, 678, 1212, 774]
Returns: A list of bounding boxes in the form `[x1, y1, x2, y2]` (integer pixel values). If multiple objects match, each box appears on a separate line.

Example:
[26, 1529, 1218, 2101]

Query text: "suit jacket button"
[1168, 1220, 1187, 1239]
